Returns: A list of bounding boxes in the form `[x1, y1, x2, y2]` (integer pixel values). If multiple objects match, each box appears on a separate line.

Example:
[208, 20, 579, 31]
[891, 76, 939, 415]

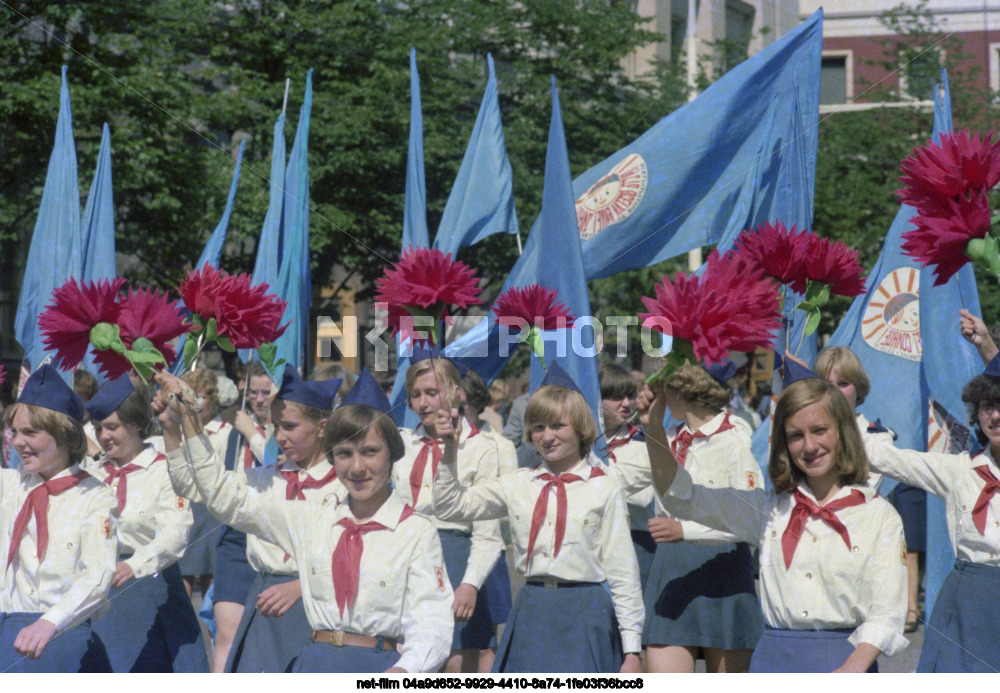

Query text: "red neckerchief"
[526, 465, 606, 569]
[102, 452, 164, 513]
[670, 412, 735, 467]
[8, 471, 90, 570]
[781, 488, 866, 570]
[281, 465, 339, 501]
[331, 505, 415, 617]
[972, 465, 1000, 535]
[606, 423, 640, 464]
[243, 425, 266, 470]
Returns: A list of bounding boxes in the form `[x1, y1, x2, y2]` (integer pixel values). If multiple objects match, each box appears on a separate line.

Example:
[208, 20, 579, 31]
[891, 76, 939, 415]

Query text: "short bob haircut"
[405, 358, 462, 400]
[664, 363, 731, 412]
[769, 378, 869, 493]
[181, 369, 219, 409]
[814, 346, 870, 407]
[461, 370, 492, 418]
[962, 374, 1000, 447]
[323, 404, 405, 465]
[599, 363, 637, 401]
[73, 369, 99, 402]
[96, 380, 156, 439]
[523, 385, 598, 458]
[4, 402, 88, 467]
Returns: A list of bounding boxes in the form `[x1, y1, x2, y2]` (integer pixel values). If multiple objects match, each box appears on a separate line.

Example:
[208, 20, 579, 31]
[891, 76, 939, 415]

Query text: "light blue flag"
[78, 122, 117, 383]
[825, 69, 981, 618]
[524, 78, 603, 436]
[273, 70, 314, 371]
[402, 48, 430, 251]
[15, 66, 82, 377]
[446, 11, 823, 380]
[569, 10, 822, 280]
[197, 140, 245, 270]
[239, 109, 287, 365]
[433, 54, 519, 256]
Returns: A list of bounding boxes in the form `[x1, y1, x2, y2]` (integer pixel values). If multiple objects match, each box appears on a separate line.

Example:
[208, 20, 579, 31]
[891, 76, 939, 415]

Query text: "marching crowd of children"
[2, 310, 1000, 673]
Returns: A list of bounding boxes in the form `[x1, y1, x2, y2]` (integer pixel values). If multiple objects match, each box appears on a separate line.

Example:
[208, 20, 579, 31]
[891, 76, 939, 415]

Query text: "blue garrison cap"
[18, 364, 85, 422]
[705, 359, 738, 384]
[341, 369, 391, 414]
[538, 362, 583, 395]
[775, 352, 820, 389]
[985, 352, 1000, 379]
[276, 364, 341, 411]
[410, 343, 469, 377]
[85, 375, 135, 422]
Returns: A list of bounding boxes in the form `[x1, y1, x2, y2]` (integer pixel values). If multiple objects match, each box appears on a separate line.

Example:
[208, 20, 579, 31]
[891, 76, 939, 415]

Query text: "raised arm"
[961, 308, 998, 364]
[432, 409, 508, 523]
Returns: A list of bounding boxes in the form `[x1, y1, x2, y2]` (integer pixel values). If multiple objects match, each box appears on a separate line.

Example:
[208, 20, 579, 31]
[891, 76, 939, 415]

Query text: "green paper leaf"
[804, 309, 822, 336]
[258, 342, 277, 369]
[182, 338, 199, 369]
[205, 317, 219, 342]
[966, 236, 1000, 280]
[216, 334, 235, 352]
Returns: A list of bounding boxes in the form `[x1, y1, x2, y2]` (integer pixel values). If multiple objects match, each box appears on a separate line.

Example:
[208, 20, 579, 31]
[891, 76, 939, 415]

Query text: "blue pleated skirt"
[178, 501, 222, 576]
[224, 571, 313, 673]
[918, 560, 1000, 672]
[630, 530, 656, 594]
[0, 612, 111, 673]
[92, 561, 209, 672]
[213, 526, 257, 604]
[888, 483, 927, 552]
[291, 640, 402, 672]
[750, 628, 877, 673]
[439, 529, 493, 650]
[481, 550, 513, 632]
[643, 541, 763, 650]
[493, 582, 623, 673]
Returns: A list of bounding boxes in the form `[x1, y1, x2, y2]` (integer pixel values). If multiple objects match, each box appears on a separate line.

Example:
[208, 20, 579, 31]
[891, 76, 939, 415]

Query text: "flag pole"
[282, 78, 291, 115]
[515, 230, 523, 255]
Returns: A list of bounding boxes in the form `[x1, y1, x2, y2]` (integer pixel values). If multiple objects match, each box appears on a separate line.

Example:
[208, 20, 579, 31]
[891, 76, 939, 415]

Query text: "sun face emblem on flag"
[928, 400, 971, 454]
[862, 267, 922, 362]
[575, 154, 647, 240]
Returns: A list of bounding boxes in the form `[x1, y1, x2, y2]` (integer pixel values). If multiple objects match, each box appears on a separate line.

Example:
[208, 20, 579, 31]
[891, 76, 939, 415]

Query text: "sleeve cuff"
[850, 622, 909, 657]
[621, 631, 642, 655]
[41, 609, 69, 633]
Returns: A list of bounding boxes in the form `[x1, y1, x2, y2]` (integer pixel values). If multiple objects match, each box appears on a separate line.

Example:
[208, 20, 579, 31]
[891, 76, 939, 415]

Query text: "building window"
[723, 0, 754, 71]
[821, 56, 847, 105]
[990, 43, 1000, 95]
[899, 50, 942, 101]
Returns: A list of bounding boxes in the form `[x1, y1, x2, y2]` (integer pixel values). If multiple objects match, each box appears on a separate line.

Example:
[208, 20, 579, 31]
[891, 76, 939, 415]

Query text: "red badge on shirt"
[900, 539, 907, 566]
[102, 517, 112, 539]
[176, 496, 188, 510]
[435, 567, 446, 593]
[747, 472, 757, 490]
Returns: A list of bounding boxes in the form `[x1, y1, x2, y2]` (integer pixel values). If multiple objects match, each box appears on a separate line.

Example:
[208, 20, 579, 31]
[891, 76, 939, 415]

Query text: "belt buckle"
[331, 630, 345, 647]
[543, 576, 559, 589]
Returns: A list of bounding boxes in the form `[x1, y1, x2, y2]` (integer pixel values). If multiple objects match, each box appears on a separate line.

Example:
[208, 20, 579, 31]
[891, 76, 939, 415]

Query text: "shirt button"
[311, 568, 317, 575]
[852, 546, 860, 553]
[583, 519, 589, 525]
[139, 511, 144, 516]
[547, 522, 553, 527]
[812, 537, 818, 543]
[962, 505, 968, 511]
[995, 521, 999, 528]
[801, 610, 808, 618]
[771, 531, 777, 538]
[66, 542, 73, 549]
[423, 485, 429, 490]
[515, 515, 520, 521]
[707, 480, 714, 487]
[805, 573, 812, 579]
[380, 580, 386, 587]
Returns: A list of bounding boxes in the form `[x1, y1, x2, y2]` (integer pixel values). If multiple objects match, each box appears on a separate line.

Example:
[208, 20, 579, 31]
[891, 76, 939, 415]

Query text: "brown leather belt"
[311, 629, 397, 650]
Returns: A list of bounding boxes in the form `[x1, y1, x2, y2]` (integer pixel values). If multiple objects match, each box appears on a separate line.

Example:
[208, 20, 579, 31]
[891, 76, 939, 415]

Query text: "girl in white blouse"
[1, 364, 118, 672]
[639, 376, 908, 672]
[156, 369, 454, 672]
[84, 375, 207, 672]
[432, 366, 643, 674]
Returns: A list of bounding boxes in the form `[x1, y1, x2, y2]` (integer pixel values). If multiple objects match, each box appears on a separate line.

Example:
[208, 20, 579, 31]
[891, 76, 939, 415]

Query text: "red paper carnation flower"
[897, 130, 1000, 209]
[39, 277, 127, 371]
[493, 284, 575, 331]
[638, 250, 781, 366]
[179, 265, 234, 323]
[902, 190, 993, 286]
[801, 235, 867, 297]
[375, 247, 482, 345]
[217, 274, 289, 349]
[733, 222, 813, 292]
[92, 287, 193, 379]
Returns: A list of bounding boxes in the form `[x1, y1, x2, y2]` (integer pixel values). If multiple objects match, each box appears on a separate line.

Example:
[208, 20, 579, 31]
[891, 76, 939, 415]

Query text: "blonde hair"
[181, 369, 219, 409]
[768, 379, 868, 493]
[664, 363, 731, 411]
[523, 386, 598, 457]
[4, 403, 87, 467]
[814, 346, 870, 406]
[405, 359, 461, 402]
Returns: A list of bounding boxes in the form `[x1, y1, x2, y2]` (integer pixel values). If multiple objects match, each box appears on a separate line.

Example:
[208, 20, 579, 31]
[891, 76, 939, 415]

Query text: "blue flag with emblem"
[570, 10, 821, 280]
[826, 69, 980, 618]
[15, 66, 82, 379]
[433, 54, 519, 256]
[273, 69, 314, 371]
[78, 122, 117, 383]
